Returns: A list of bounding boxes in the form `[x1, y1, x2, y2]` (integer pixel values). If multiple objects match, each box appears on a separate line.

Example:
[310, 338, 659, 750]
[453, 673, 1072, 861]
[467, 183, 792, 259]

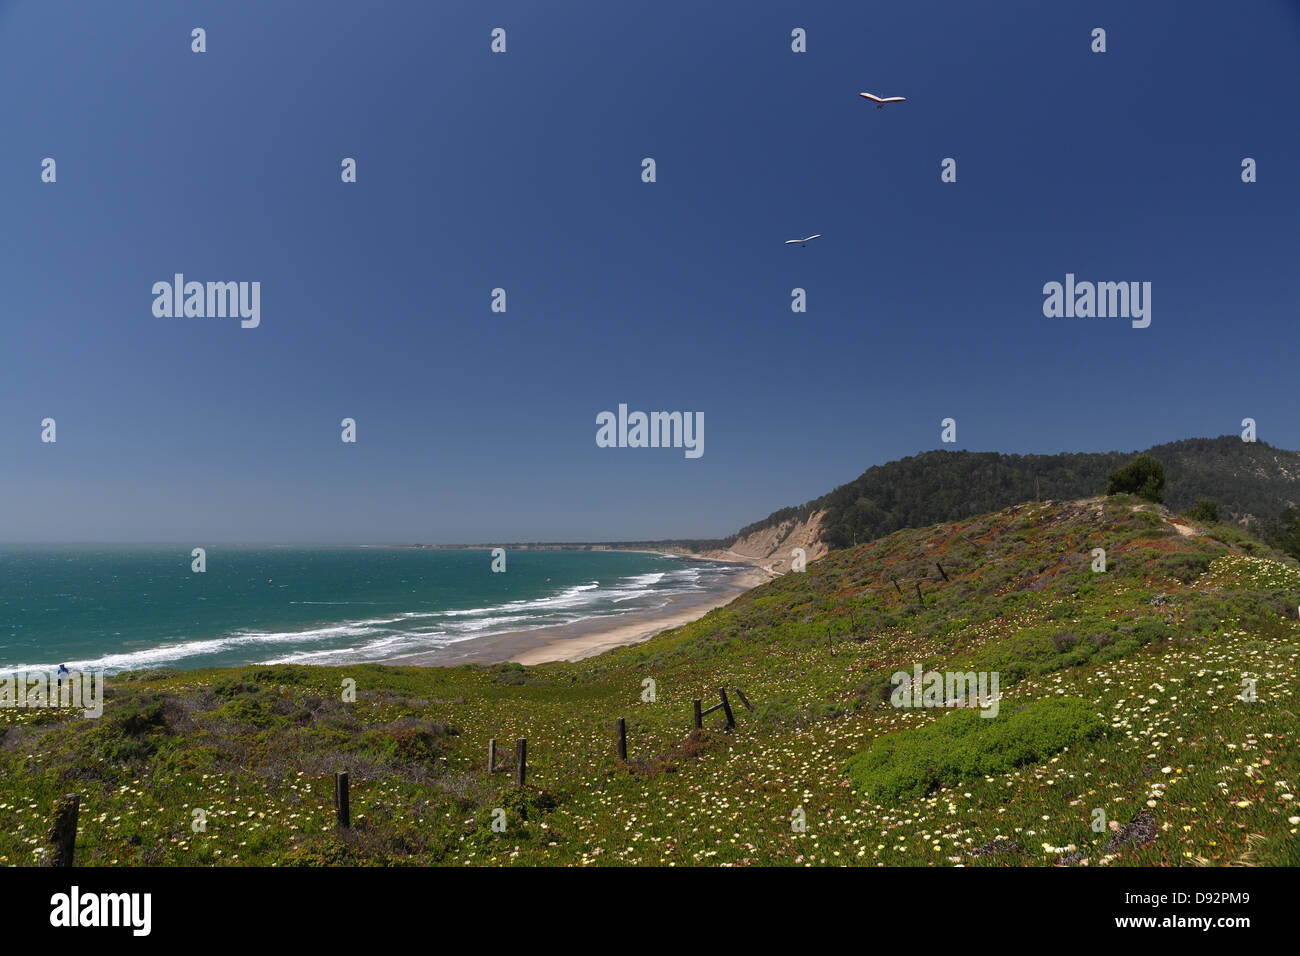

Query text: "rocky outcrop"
[698, 509, 829, 576]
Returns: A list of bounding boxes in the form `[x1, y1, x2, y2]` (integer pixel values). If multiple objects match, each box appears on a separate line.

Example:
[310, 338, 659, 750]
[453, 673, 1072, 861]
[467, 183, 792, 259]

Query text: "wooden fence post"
[45, 793, 79, 867]
[488, 738, 496, 773]
[617, 717, 627, 760]
[515, 738, 527, 787]
[936, 562, 949, 581]
[692, 699, 702, 730]
[914, 581, 923, 605]
[717, 688, 736, 730]
[334, 772, 350, 830]
[734, 687, 753, 712]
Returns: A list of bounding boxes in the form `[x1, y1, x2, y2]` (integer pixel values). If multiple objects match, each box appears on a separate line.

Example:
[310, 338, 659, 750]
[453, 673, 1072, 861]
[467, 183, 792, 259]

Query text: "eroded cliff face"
[699, 509, 829, 576]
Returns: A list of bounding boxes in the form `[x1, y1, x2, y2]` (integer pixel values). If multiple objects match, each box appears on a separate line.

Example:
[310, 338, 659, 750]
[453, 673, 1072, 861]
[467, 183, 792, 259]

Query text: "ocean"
[0, 546, 744, 673]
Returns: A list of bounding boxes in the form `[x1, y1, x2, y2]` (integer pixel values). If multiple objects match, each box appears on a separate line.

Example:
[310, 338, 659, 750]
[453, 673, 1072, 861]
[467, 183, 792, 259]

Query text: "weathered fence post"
[936, 562, 949, 581]
[334, 771, 350, 830]
[734, 687, 753, 712]
[617, 717, 627, 760]
[891, 577, 902, 596]
[717, 688, 736, 730]
[515, 738, 527, 787]
[692, 699, 702, 730]
[914, 582, 924, 605]
[488, 738, 497, 773]
[45, 793, 79, 867]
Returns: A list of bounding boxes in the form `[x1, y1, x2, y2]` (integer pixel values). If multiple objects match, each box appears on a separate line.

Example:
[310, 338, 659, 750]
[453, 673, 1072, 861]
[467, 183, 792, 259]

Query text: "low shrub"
[360, 718, 457, 767]
[490, 662, 528, 686]
[845, 696, 1105, 804]
[1159, 552, 1214, 584]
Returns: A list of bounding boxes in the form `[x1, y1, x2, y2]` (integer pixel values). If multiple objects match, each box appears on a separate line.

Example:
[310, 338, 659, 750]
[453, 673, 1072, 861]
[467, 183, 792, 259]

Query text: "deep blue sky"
[2, 0, 1297, 544]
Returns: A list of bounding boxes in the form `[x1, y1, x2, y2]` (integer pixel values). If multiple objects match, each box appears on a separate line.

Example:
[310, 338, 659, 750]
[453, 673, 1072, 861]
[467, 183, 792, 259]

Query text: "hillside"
[401, 439, 1300, 565]
[733, 436, 1300, 552]
[4, 494, 1298, 867]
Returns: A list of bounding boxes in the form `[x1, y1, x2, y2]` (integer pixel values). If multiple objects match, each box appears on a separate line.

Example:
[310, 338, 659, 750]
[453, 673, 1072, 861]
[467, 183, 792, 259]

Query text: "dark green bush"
[499, 785, 558, 821]
[1159, 552, 1214, 584]
[212, 695, 284, 729]
[490, 662, 529, 686]
[360, 718, 456, 766]
[249, 665, 305, 685]
[212, 678, 261, 700]
[1129, 619, 1176, 644]
[114, 699, 167, 736]
[1107, 455, 1165, 503]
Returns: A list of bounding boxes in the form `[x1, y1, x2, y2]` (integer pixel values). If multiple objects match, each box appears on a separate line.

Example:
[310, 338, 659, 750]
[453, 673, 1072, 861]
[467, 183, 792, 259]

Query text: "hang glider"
[859, 92, 906, 109]
[784, 234, 821, 247]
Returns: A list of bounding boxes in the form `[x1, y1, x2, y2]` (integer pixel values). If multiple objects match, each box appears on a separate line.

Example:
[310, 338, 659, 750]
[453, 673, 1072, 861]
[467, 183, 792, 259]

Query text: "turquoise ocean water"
[0, 547, 743, 673]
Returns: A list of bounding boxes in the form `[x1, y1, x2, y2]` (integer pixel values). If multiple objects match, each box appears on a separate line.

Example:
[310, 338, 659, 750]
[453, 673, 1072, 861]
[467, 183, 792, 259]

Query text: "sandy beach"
[379, 567, 768, 667]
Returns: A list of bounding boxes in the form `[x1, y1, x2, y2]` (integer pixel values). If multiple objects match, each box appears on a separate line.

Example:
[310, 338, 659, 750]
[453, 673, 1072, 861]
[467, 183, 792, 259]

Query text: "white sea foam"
[10, 561, 749, 673]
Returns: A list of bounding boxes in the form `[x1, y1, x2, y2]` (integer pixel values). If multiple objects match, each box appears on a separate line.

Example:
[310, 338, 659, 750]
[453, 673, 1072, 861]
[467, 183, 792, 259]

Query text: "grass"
[845, 696, 1106, 804]
[2, 496, 1299, 866]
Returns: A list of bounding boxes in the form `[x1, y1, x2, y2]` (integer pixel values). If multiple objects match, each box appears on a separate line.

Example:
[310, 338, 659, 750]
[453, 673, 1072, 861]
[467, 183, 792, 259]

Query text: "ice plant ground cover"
[1, 496, 1297, 867]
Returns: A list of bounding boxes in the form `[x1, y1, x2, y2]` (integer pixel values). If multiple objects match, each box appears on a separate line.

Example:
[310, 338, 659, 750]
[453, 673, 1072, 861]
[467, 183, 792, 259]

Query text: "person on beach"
[57, 664, 70, 688]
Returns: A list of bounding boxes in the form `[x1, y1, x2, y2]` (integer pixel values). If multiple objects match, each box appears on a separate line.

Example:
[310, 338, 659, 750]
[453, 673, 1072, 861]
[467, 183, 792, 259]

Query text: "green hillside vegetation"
[734, 436, 1300, 552]
[1255, 507, 1300, 563]
[845, 696, 1106, 804]
[2, 496, 1298, 867]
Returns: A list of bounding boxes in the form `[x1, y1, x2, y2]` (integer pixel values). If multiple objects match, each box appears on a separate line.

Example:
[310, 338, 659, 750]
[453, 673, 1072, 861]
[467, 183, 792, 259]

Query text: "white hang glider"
[859, 92, 906, 109]
[785, 234, 821, 247]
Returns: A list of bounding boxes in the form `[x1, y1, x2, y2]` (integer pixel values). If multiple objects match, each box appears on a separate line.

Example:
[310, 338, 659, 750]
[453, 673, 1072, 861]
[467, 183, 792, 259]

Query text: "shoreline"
[378, 567, 768, 667]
